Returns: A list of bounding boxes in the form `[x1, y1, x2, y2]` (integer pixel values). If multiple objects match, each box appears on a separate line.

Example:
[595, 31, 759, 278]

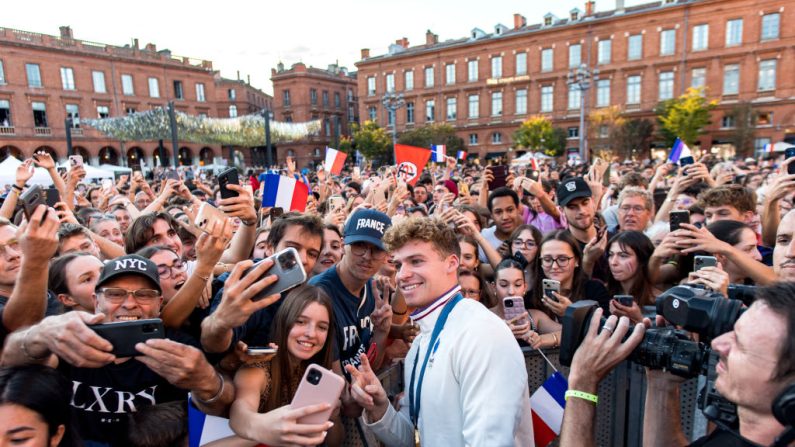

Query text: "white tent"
[0, 157, 54, 186]
[99, 164, 132, 174]
[771, 142, 795, 152]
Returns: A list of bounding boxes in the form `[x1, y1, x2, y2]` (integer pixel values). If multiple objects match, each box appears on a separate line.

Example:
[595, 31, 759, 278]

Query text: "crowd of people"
[0, 148, 793, 447]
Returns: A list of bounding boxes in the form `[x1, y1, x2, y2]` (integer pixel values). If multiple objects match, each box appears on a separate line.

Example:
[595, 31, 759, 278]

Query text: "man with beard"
[773, 209, 795, 281]
[478, 187, 522, 261]
[557, 178, 610, 282]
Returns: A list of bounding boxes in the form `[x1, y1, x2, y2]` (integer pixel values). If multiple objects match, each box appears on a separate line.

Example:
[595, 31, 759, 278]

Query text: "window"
[757, 112, 773, 126]
[26, 64, 42, 87]
[568, 86, 581, 110]
[691, 68, 706, 89]
[425, 100, 435, 122]
[446, 97, 457, 120]
[541, 86, 554, 112]
[761, 13, 780, 41]
[468, 94, 479, 118]
[755, 137, 772, 154]
[121, 74, 134, 95]
[515, 89, 527, 115]
[660, 29, 676, 55]
[0, 60, 4, 84]
[569, 44, 582, 68]
[516, 52, 527, 76]
[467, 60, 478, 82]
[32, 102, 47, 127]
[446, 64, 455, 84]
[386, 73, 395, 92]
[173, 80, 183, 99]
[424, 67, 434, 88]
[598, 125, 610, 138]
[568, 127, 579, 138]
[491, 56, 502, 79]
[229, 105, 237, 117]
[492, 132, 502, 144]
[126, 107, 136, 115]
[368, 106, 376, 121]
[348, 105, 355, 122]
[322, 91, 329, 107]
[723, 64, 739, 95]
[92, 71, 106, 93]
[405, 71, 414, 90]
[196, 83, 206, 102]
[541, 48, 554, 72]
[406, 102, 415, 123]
[469, 133, 479, 145]
[0, 100, 12, 126]
[758, 59, 777, 91]
[148, 77, 160, 98]
[627, 75, 641, 104]
[310, 89, 317, 105]
[97, 105, 109, 119]
[387, 110, 395, 127]
[659, 71, 674, 100]
[282, 89, 290, 106]
[227, 89, 236, 100]
[65, 104, 80, 127]
[597, 39, 612, 64]
[726, 19, 743, 47]
[692, 24, 709, 51]
[367, 77, 376, 96]
[491, 92, 503, 116]
[596, 79, 610, 107]
[628, 34, 643, 60]
[347, 89, 354, 101]
[721, 115, 736, 128]
[334, 92, 341, 108]
[60, 67, 75, 90]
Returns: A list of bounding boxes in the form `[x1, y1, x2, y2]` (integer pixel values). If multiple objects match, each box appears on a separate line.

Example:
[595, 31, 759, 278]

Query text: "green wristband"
[565, 390, 598, 404]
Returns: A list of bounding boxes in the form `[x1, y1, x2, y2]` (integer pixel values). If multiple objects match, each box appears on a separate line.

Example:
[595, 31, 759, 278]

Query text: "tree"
[397, 123, 466, 155]
[350, 120, 391, 163]
[588, 106, 626, 158]
[727, 102, 756, 158]
[337, 135, 354, 154]
[513, 115, 565, 157]
[655, 87, 717, 147]
[613, 118, 655, 160]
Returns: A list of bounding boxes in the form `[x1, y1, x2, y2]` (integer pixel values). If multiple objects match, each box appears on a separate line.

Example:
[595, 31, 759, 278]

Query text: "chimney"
[513, 14, 527, 29]
[144, 43, 156, 52]
[59, 26, 73, 40]
[585, 0, 595, 16]
[361, 48, 370, 59]
[395, 37, 409, 48]
[132, 38, 139, 49]
[425, 29, 438, 45]
[236, 70, 240, 80]
[616, 0, 625, 13]
[247, 74, 251, 84]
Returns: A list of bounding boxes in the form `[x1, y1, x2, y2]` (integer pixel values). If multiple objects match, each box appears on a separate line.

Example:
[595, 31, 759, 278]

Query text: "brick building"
[355, 0, 795, 160]
[271, 62, 358, 167]
[0, 25, 269, 167]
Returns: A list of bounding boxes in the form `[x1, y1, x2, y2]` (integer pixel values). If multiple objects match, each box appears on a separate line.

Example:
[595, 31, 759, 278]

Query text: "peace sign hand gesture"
[344, 354, 389, 422]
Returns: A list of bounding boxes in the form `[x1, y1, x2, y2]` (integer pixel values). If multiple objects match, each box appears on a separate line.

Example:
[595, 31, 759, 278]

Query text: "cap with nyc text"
[556, 177, 593, 207]
[95, 254, 162, 294]
[343, 209, 392, 251]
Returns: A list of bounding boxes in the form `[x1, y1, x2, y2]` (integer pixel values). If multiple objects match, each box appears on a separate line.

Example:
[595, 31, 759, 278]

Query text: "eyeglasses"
[98, 287, 161, 304]
[350, 242, 388, 260]
[540, 256, 574, 268]
[511, 239, 537, 249]
[619, 205, 648, 213]
[0, 238, 20, 255]
[157, 260, 187, 279]
[461, 288, 481, 298]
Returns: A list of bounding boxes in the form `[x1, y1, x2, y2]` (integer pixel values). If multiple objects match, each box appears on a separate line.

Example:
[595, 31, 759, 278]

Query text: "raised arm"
[0, 160, 34, 220]
[217, 184, 257, 264]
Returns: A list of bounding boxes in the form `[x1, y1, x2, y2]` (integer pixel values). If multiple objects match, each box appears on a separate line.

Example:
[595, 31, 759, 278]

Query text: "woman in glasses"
[531, 230, 611, 319]
[506, 224, 542, 285]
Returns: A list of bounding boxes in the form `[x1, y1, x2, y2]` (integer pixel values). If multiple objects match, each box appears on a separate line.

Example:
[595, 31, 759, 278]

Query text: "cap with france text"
[556, 177, 592, 207]
[343, 209, 392, 251]
[95, 254, 162, 294]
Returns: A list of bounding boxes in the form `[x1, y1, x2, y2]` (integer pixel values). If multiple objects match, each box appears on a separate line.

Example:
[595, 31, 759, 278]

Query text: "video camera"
[559, 285, 746, 425]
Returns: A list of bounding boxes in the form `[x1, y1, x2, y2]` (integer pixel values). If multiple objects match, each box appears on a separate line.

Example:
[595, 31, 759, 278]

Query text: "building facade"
[271, 62, 358, 167]
[0, 25, 263, 167]
[355, 0, 795, 159]
[213, 75, 274, 167]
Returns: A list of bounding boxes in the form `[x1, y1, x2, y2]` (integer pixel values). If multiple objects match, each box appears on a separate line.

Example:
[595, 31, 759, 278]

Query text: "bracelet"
[551, 333, 558, 347]
[240, 218, 256, 227]
[195, 372, 225, 405]
[195, 273, 210, 282]
[21, 328, 48, 361]
[11, 184, 23, 192]
[565, 390, 598, 404]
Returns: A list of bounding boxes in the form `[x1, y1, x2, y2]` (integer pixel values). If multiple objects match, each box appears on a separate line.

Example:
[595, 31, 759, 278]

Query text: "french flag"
[324, 147, 347, 175]
[456, 150, 468, 160]
[764, 143, 774, 153]
[431, 144, 446, 162]
[261, 174, 309, 212]
[668, 138, 693, 164]
[530, 372, 568, 447]
[188, 396, 235, 446]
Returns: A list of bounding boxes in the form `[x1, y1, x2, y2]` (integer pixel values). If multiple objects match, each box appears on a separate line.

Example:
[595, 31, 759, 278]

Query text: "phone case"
[615, 295, 634, 306]
[694, 256, 717, 272]
[490, 165, 509, 189]
[45, 187, 60, 208]
[246, 347, 277, 356]
[69, 155, 84, 167]
[328, 196, 345, 213]
[669, 211, 690, 232]
[19, 185, 45, 219]
[543, 279, 561, 301]
[88, 319, 164, 357]
[193, 203, 227, 233]
[503, 297, 526, 322]
[218, 168, 240, 199]
[244, 247, 307, 301]
[291, 364, 345, 425]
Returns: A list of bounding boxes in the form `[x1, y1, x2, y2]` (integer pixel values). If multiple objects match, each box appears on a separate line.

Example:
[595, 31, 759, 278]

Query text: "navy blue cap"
[556, 177, 592, 206]
[96, 254, 162, 294]
[343, 209, 392, 251]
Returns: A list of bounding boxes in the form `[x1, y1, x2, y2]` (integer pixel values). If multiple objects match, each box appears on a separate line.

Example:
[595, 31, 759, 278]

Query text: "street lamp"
[381, 92, 406, 162]
[567, 64, 599, 161]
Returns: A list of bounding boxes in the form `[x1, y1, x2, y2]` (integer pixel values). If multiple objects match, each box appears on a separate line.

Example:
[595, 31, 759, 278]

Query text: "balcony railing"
[70, 127, 83, 136]
[34, 127, 51, 136]
[0, 126, 14, 135]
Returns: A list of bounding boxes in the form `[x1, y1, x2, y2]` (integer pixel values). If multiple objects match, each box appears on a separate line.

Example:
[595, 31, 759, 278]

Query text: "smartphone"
[269, 207, 284, 220]
[502, 296, 526, 322]
[694, 255, 718, 272]
[18, 185, 45, 220]
[526, 169, 539, 181]
[165, 169, 180, 181]
[595, 224, 607, 242]
[353, 166, 361, 177]
[614, 295, 634, 307]
[44, 187, 60, 208]
[291, 364, 345, 424]
[786, 148, 795, 175]
[669, 210, 690, 232]
[68, 155, 84, 168]
[679, 156, 695, 167]
[56, 167, 67, 176]
[246, 347, 278, 356]
[458, 181, 469, 196]
[217, 167, 240, 199]
[243, 247, 307, 301]
[88, 319, 164, 358]
[542, 279, 561, 302]
[193, 202, 227, 234]
[489, 165, 509, 190]
[602, 163, 611, 187]
[328, 195, 345, 213]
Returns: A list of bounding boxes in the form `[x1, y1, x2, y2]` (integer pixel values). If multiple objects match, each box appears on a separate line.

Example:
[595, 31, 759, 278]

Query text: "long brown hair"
[606, 231, 656, 307]
[264, 285, 335, 412]
[531, 230, 587, 317]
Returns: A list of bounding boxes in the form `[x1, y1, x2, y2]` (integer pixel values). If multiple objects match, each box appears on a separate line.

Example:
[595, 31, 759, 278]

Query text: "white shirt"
[366, 286, 534, 446]
[478, 225, 503, 262]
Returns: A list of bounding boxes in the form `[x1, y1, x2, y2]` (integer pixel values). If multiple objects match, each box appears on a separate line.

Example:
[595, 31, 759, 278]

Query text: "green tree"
[513, 115, 565, 157]
[727, 102, 756, 158]
[588, 106, 626, 158]
[397, 123, 466, 155]
[350, 120, 392, 162]
[337, 135, 353, 155]
[655, 87, 717, 147]
[613, 118, 655, 160]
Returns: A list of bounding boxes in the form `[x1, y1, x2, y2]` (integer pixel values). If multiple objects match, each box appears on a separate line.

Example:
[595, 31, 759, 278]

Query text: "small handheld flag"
[668, 138, 693, 164]
[456, 150, 468, 160]
[530, 372, 568, 447]
[431, 144, 447, 163]
[261, 174, 309, 212]
[324, 147, 347, 175]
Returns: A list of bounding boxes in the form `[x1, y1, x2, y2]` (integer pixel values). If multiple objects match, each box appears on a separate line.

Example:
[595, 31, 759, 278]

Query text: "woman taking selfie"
[606, 231, 659, 323]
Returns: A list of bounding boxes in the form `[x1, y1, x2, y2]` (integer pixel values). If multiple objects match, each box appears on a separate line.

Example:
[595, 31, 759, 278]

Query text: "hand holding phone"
[785, 148, 795, 175]
[669, 210, 690, 232]
[242, 247, 307, 301]
[88, 319, 164, 358]
[218, 167, 240, 199]
[694, 255, 718, 272]
[291, 364, 345, 424]
[193, 202, 228, 234]
[69, 155, 84, 168]
[542, 279, 561, 302]
[503, 296, 526, 323]
[614, 295, 634, 307]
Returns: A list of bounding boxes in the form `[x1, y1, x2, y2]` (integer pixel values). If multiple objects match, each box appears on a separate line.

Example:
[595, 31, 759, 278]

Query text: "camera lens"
[307, 368, 322, 385]
[279, 252, 298, 270]
[505, 300, 514, 307]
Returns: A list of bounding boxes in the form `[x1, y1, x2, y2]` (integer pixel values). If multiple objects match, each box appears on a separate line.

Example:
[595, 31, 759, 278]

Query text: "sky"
[4, 0, 648, 95]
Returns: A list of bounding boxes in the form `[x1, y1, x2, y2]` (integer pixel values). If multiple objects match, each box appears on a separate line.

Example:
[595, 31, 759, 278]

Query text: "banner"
[394, 144, 431, 186]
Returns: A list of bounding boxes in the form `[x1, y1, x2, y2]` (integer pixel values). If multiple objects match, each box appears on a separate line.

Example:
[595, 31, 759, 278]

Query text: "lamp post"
[567, 64, 599, 161]
[381, 92, 405, 162]
[261, 109, 274, 168]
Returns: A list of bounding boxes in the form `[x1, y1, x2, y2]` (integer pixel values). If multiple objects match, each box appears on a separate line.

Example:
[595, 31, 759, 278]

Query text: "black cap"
[95, 255, 161, 294]
[343, 209, 391, 251]
[556, 177, 592, 206]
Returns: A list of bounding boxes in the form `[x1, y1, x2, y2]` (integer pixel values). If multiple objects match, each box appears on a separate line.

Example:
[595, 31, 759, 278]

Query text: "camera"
[307, 367, 322, 385]
[278, 251, 298, 270]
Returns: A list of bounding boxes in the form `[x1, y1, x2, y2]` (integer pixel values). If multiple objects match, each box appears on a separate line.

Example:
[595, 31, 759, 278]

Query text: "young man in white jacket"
[346, 217, 534, 446]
